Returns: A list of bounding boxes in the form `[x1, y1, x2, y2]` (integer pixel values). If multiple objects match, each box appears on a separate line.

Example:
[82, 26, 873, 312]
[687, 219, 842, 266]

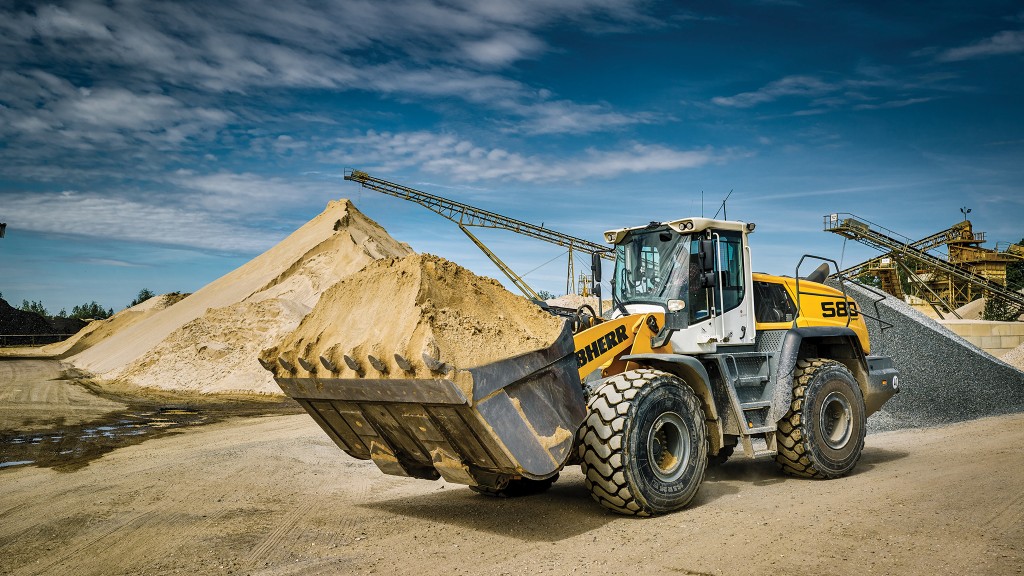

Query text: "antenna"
[701, 191, 704, 218]
[713, 189, 733, 219]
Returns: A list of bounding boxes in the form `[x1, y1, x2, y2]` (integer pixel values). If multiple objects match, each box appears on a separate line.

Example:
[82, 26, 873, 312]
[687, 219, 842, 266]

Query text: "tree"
[130, 288, 156, 307]
[536, 290, 556, 300]
[19, 300, 49, 317]
[69, 302, 113, 320]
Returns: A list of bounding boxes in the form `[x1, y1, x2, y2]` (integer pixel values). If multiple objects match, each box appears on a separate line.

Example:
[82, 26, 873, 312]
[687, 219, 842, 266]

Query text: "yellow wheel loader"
[267, 217, 899, 516]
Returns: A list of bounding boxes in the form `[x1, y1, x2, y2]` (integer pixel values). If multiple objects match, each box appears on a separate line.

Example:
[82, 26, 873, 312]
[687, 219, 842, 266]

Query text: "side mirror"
[591, 251, 602, 283]
[699, 239, 716, 272]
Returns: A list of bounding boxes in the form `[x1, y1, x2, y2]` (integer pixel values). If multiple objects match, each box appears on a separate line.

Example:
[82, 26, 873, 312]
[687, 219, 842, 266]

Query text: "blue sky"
[2, 0, 1023, 313]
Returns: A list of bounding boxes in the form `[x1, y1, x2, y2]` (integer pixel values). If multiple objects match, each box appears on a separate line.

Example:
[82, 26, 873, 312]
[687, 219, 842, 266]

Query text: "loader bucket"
[273, 323, 586, 487]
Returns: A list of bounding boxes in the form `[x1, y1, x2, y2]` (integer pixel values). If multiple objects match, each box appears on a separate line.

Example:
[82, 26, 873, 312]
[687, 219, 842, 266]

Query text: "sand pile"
[953, 290, 1024, 320]
[41, 294, 182, 358]
[262, 254, 565, 382]
[117, 299, 311, 394]
[544, 294, 613, 312]
[1004, 343, 1024, 371]
[68, 200, 412, 394]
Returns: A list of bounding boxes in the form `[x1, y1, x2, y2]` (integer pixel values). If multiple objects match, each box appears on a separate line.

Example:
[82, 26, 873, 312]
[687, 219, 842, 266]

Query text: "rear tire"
[775, 358, 866, 478]
[578, 368, 708, 516]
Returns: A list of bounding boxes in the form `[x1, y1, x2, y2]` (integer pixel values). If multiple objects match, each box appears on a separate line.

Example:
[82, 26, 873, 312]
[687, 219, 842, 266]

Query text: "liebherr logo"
[575, 325, 629, 368]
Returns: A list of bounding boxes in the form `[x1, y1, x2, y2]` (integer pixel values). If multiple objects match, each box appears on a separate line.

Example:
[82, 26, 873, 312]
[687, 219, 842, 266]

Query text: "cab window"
[688, 230, 745, 322]
[754, 281, 796, 323]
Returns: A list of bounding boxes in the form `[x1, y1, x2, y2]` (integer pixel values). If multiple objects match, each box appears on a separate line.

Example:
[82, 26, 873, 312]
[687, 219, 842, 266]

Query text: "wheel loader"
[265, 216, 900, 516]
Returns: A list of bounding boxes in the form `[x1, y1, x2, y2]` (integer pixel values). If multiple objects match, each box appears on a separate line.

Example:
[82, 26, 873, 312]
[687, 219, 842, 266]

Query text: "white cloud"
[459, 31, 546, 66]
[0, 1, 658, 139]
[710, 71, 946, 115]
[497, 98, 662, 135]
[853, 97, 935, 111]
[170, 171, 325, 215]
[1, 191, 279, 253]
[711, 76, 835, 108]
[936, 30, 1024, 62]
[330, 130, 719, 182]
[0, 73, 232, 151]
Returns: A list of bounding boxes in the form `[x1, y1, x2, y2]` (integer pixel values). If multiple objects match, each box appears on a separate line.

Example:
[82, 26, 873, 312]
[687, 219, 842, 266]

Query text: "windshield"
[613, 228, 691, 306]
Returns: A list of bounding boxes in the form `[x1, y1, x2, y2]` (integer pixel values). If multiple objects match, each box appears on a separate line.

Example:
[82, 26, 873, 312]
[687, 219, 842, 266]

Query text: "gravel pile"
[829, 281, 1024, 432]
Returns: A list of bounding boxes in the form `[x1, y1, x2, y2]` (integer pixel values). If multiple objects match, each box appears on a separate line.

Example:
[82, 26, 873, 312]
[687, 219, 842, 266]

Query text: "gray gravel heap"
[827, 280, 1024, 433]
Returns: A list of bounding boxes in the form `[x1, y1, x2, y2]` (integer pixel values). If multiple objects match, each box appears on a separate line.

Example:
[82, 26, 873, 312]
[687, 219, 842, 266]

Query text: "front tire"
[775, 358, 866, 478]
[578, 368, 708, 516]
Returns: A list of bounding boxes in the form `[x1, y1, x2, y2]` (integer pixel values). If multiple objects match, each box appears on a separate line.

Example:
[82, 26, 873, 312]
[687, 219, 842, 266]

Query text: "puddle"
[0, 358, 303, 472]
[0, 401, 301, 472]
[0, 406, 212, 472]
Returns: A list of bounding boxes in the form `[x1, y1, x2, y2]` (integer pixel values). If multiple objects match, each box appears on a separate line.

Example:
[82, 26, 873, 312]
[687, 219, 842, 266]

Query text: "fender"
[771, 326, 870, 423]
[620, 353, 724, 455]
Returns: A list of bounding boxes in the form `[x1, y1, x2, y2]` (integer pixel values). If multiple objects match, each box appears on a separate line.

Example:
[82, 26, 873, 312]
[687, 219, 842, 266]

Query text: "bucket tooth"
[320, 356, 338, 372]
[343, 355, 365, 377]
[425, 340, 440, 360]
[422, 352, 451, 375]
[297, 357, 316, 373]
[367, 355, 388, 374]
[257, 358, 275, 372]
[278, 357, 296, 372]
[394, 354, 414, 372]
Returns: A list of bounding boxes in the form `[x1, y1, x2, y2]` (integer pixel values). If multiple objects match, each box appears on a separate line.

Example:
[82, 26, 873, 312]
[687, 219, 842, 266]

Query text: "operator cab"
[603, 218, 757, 354]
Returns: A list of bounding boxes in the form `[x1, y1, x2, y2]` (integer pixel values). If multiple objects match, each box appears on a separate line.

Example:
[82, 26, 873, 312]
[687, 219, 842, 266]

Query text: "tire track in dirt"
[983, 488, 1024, 534]
[21, 509, 161, 576]
[243, 457, 387, 570]
[245, 489, 327, 569]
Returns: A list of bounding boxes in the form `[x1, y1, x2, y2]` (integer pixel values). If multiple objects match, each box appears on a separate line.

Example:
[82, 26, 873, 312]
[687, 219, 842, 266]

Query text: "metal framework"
[825, 213, 1024, 315]
[344, 169, 612, 299]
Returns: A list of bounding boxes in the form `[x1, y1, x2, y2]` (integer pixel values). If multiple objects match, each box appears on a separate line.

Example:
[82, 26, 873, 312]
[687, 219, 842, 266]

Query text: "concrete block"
[962, 335, 984, 347]
[981, 336, 1002, 349]
[1002, 336, 1024, 349]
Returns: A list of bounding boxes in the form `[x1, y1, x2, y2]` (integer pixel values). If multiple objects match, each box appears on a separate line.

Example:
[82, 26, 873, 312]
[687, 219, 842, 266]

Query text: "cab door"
[672, 229, 755, 353]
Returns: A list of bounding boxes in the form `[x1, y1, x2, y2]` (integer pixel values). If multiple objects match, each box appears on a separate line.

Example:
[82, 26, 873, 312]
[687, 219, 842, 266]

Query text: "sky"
[2, 0, 1023, 314]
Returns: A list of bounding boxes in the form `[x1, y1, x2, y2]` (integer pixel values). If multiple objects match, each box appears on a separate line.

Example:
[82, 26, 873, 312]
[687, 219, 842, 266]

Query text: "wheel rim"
[647, 412, 690, 482]
[819, 391, 852, 450]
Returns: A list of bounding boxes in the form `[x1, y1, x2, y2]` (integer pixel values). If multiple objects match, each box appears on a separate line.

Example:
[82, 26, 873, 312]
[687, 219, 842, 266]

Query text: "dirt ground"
[0, 359, 126, 432]
[1, 361, 1023, 576]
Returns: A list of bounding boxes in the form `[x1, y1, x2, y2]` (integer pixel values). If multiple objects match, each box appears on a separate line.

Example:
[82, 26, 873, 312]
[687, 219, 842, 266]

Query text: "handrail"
[793, 254, 852, 329]
[0, 333, 76, 347]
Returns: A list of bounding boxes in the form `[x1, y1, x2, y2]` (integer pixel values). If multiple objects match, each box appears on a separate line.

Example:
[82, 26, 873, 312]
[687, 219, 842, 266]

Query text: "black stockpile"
[0, 297, 86, 346]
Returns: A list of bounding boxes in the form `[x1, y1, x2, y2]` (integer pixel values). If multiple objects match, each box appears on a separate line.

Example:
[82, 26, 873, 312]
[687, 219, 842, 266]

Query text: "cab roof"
[603, 217, 753, 244]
